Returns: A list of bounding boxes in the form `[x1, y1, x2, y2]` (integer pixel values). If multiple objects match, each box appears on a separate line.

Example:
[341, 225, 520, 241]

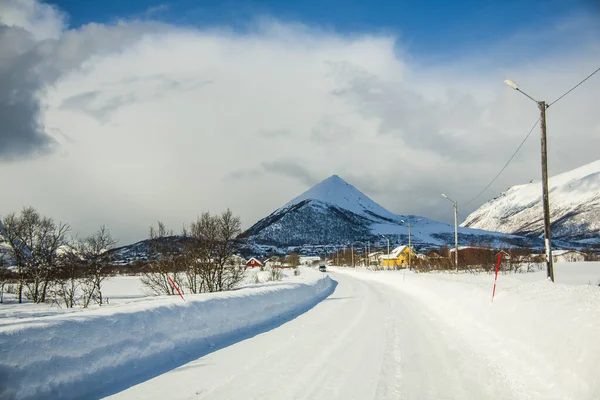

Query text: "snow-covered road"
[106, 271, 518, 400]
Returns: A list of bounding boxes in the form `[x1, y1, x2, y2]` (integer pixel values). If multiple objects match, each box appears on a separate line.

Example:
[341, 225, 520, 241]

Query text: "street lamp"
[504, 79, 554, 282]
[400, 220, 412, 270]
[442, 194, 459, 272]
[350, 241, 364, 268]
[381, 235, 390, 268]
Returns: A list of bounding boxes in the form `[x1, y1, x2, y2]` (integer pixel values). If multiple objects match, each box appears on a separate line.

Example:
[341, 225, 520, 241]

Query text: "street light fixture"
[442, 194, 459, 272]
[504, 79, 555, 282]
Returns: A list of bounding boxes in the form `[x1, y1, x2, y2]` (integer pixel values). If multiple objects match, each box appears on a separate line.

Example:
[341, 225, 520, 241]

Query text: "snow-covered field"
[334, 262, 600, 399]
[0, 268, 335, 400]
[1, 263, 598, 400]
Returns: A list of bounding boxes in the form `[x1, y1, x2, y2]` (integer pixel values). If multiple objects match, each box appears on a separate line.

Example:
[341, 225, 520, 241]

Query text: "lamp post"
[400, 220, 412, 270]
[442, 194, 459, 272]
[381, 235, 390, 268]
[504, 79, 554, 282]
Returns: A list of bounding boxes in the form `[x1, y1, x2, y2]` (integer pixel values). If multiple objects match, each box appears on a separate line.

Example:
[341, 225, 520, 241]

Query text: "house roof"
[246, 257, 263, 266]
[552, 250, 584, 256]
[449, 246, 495, 253]
[380, 246, 413, 260]
[390, 245, 408, 257]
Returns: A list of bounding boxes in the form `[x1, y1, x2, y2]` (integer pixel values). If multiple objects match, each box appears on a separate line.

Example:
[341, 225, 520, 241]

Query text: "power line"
[462, 118, 540, 206]
[461, 66, 599, 206]
[548, 66, 600, 108]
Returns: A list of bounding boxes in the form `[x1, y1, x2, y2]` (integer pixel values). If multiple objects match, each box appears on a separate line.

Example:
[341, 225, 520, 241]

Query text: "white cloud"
[0, 0, 66, 40]
[1, 0, 599, 244]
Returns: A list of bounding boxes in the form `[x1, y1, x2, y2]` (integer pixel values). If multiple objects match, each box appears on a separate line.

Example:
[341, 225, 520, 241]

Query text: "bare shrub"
[141, 222, 186, 296]
[269, 265, 282, 281]
[52, 260, 80, 308]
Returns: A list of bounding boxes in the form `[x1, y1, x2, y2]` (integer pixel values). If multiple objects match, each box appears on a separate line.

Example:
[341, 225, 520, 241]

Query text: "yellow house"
[379, 245, 416, 267]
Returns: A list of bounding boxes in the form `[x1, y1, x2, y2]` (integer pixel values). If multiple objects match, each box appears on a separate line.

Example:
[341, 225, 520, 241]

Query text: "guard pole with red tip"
[168, 275, 185, 301]
[491, 253, 502, 302]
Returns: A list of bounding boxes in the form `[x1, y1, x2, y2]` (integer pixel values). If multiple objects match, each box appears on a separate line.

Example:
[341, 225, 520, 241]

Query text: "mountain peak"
[282, 175, 398, 221]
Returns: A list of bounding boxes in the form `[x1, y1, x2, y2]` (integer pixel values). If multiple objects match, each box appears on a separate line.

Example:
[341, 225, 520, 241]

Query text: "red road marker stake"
[491, 253, 502, 302]
[168, 275, 185, 301]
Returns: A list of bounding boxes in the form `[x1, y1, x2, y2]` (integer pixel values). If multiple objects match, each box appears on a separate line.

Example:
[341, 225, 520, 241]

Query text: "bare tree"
[0, 253, 10, 304]
[286, 252, 300, 267]
[140, 222, 185, 296]
[0, 207, 70, 303]
[76, 226, 118, 306]
[184, 210, 245, 293]
[52, 250, 83, 308]
[214, 209, 243, 291]
[1, 213, 27, 303]
[189, 212, 219, 293]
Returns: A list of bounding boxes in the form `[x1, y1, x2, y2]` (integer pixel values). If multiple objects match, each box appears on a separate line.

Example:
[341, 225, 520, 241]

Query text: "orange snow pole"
[168, 275, 185, 301]
[491, 253, 502, 302]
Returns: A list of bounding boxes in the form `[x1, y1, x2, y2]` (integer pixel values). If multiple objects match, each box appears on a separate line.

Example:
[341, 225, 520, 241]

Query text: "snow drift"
[0, 269, 335, 400]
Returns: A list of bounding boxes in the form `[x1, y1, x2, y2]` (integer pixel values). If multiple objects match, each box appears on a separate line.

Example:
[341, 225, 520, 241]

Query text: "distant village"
[242, 245, 597, 273]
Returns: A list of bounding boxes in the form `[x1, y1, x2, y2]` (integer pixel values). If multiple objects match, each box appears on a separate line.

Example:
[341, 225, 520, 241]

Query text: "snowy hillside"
[462, 159, 600, 243]
[241, 175, 528, 252]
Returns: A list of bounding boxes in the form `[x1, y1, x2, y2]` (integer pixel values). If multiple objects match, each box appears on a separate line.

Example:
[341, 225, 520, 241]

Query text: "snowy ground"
[107, 263, 599, 400]
[1, 263, 598, 400]
[0, 268, 299, 321]
[0, 268, 333, 399]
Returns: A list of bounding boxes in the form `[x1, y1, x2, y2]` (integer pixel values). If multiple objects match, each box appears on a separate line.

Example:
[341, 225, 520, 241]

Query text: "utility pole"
[351, 243, 354, 267]
[335, 249, 338, 266]
[539, 100, 555, 282]
[504, 80, 555, 282]
[385, 236, 390, 267]
[408, 222, 411, 270]
[453, 202, 458, 272]
[442, 194, 459, 272]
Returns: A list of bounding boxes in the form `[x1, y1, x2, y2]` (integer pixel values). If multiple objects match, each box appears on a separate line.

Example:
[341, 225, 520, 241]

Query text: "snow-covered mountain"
[462, 160, 600, 244]
[240, 175, 526, 252]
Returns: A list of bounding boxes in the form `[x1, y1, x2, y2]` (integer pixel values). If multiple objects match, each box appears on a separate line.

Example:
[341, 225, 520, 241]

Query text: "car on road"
[318, 264, 327, 272]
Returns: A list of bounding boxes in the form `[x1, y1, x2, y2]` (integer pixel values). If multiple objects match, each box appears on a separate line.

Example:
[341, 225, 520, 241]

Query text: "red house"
[246, 257, 263, 268]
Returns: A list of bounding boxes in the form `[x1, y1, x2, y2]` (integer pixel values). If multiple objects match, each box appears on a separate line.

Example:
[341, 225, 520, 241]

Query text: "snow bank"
[0, 268, 335, 400]
[334, 264, 600, 400]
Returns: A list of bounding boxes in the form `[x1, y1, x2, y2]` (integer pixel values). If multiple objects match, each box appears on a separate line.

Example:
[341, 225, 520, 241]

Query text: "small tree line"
[1, 206, 249, 306]
[0, 207, 117, 307]
[140, 209, 246, 296]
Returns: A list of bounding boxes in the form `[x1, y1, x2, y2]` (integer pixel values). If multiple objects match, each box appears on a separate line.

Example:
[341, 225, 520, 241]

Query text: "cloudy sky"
[1, 0, 599, 244]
